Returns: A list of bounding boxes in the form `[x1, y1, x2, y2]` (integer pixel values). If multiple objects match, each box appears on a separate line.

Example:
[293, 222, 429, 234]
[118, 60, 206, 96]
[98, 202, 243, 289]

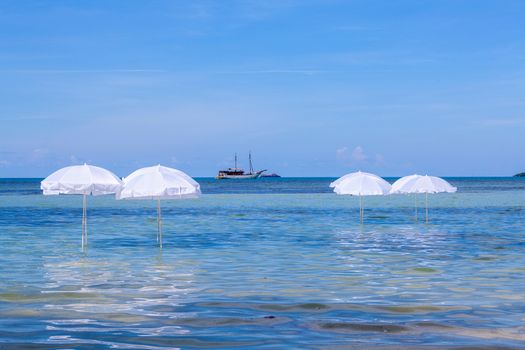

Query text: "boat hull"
[216, 171, 265, 179]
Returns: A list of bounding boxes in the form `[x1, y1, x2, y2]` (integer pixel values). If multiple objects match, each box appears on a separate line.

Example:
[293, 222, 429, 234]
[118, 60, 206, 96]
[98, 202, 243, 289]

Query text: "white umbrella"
[330, 171, 391, 223]
[392, 175, 456, 223]
[117, 165, 201, 247]
[390, 174, 423, 194]
[390, 174, 423, 221]
[329, 171, 386, 188]
[41, 163, 122, 249]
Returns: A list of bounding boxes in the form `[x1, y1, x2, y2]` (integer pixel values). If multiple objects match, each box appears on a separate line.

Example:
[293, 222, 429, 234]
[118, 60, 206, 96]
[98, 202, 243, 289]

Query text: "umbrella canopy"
[330, 171, 391, 222]
[329, 170, 386, 189]
[117, 165, 201, 247]
[331, 171, 391, 196]
[41, 163, 122, 249]
[117, 165, 200, 200]
[390, 174, 423, 194]
[41, 163, 122, 195]
[391, 175, 456, 222]
[400, 175, 457, 194]
[390, 174, 423, 221]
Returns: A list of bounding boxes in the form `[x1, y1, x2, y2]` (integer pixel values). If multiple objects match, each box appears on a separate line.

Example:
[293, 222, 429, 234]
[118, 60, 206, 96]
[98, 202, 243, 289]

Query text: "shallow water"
[0, 177, 524, 349]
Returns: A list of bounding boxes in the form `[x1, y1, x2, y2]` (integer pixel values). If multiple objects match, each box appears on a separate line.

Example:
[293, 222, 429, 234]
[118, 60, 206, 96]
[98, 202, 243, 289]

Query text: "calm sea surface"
[0, 177, 524, 349]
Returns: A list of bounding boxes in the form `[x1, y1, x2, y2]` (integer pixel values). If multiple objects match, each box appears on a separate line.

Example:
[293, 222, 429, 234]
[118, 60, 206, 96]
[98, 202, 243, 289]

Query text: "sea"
[0, 177, 524, 349]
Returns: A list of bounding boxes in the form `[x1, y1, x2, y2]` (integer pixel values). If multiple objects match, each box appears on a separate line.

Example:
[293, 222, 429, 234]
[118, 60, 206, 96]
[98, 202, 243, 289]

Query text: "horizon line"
[0, 175, 522, 180]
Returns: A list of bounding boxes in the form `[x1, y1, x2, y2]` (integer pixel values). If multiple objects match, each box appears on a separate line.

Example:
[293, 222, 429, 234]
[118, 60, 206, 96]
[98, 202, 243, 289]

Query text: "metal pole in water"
[425, 192, 429, 223]
[84, 194, 88, 247]
[359, 194, 363, 224]
[81, 194, 87, 250]
[157, 198, 163, 248]
[362, 195, 365, 223]
[81, 195, 84, 250]
[415, 193, 418, 222]
[156, 198, 160, 243]
[157, 198, 160, 244]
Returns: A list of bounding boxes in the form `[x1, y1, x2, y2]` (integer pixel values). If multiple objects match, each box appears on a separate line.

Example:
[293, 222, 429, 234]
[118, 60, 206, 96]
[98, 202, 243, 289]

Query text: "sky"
[0, 0, 524, 177]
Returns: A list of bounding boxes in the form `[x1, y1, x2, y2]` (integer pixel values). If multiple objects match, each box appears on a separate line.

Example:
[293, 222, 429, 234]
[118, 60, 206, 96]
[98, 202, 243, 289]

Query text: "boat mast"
[235, 153, 238, 170]
[249, 151, 253, 174]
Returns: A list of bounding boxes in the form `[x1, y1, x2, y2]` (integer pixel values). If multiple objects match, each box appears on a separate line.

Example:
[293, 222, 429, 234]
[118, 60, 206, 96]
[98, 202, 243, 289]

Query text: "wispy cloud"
[333, 25, 379, 32]
[351, 146, 367, 161]
[30, 148, 49, 162]
[164, 0, 321, 35]
[336, 145, 368, 163]
[337, 146, 385, 167]
[336, 146, 349, 161]
[69, 155, 80, 164]
[233, 0, 322, 21]
[0, 69, 167, 74]
[2, 115, 59, 122]
[319, 50, 439, 66]
[375, 153, 385, 166]
[478, 118, 525, 127]
[217, 69, 325, 75]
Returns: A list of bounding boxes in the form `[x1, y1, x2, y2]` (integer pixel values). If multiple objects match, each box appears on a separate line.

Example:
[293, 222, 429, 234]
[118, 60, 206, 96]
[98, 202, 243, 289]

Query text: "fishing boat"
[216, 152, 266, 179]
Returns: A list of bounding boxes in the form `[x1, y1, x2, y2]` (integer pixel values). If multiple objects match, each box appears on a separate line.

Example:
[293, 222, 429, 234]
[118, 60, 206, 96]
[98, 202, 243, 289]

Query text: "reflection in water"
[39, 251, 198, 343]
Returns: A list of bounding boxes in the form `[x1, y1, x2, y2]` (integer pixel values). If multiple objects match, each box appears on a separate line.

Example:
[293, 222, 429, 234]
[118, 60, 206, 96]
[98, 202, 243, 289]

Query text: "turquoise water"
[0, 177, 524, 349]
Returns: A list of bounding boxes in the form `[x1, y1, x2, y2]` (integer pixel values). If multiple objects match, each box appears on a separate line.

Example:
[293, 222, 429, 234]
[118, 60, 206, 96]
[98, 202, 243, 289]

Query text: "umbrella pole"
[81, 194, 86, 250]
[157, 198, 163, 248]
[359, 194, 363, 224]
[156, 200, 159, 243]
[425, 192, 429, 223]
[362, 196, 365, 223]
[415, 194, 418, 222]
[81, 196, 84, 250]
[84, 194, 88, 247]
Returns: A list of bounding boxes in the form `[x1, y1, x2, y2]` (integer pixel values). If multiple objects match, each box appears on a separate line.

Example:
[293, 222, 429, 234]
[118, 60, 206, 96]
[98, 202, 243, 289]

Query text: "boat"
[216, 152, 266, 179]
[261, 173, 281, 178]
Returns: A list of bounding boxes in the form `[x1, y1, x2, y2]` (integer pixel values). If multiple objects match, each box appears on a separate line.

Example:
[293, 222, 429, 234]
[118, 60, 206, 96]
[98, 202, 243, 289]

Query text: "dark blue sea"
[0, 177, 524, 349]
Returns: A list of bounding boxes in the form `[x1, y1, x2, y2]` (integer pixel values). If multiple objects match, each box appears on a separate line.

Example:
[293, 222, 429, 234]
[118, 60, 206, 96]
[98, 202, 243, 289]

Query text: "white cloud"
[336, 145, 369, 163]
[336, 146, 349, 160]
[375, 153, 385, 166]
[30, 148, 49, 161]
[351, 146, 367, 161]
[69, 155, 80, 164]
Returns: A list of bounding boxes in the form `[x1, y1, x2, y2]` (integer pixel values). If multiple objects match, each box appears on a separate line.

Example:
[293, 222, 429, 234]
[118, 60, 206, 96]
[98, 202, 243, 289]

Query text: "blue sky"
[0, 0, 524, 177]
